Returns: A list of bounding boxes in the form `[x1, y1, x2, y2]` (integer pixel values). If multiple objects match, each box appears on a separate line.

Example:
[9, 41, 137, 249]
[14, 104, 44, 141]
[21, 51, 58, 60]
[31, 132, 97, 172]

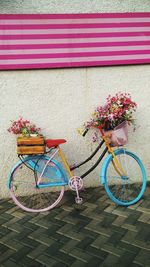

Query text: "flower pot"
[109, 121, 128, 147]
[17, 135, 45, 155]
[30, 133, 38, 137]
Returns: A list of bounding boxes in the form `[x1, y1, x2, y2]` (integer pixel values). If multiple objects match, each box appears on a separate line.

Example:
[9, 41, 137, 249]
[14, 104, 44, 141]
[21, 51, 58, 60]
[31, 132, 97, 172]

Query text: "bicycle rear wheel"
[9, 155, 67, 212]
[103, 149, 146, 206]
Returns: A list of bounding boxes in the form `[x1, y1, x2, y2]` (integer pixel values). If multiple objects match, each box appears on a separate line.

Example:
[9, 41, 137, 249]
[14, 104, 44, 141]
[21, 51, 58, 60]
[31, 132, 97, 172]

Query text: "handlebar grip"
[82, 128, 89, 137]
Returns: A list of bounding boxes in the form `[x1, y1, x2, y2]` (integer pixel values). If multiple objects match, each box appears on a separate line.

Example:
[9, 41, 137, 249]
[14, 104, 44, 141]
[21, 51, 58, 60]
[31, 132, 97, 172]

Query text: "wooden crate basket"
[17, 135, 45, 155]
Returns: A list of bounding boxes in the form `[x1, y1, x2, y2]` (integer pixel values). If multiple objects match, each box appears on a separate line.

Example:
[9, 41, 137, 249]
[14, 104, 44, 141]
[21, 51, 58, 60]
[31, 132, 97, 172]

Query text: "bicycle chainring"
[68, 176, 83, 191]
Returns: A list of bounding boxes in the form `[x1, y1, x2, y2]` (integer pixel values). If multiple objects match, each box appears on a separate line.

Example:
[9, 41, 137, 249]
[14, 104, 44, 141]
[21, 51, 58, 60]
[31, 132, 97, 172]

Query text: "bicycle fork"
[103, 136, 127, 177]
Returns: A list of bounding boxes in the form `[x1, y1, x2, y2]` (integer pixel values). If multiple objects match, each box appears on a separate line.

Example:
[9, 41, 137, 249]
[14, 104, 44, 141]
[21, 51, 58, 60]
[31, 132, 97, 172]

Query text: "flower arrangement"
[7, 117, 41, 137]
[80, 92, 137, 142]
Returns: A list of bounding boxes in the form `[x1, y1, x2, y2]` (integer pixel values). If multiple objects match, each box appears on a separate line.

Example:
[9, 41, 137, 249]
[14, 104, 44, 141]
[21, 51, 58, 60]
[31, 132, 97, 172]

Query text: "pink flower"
[83, 92, 137, 135]
[7, 117, 41, 136]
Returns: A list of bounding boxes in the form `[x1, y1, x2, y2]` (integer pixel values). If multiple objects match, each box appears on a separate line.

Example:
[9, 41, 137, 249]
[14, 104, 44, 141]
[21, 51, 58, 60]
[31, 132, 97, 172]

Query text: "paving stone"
[86, 256, 105, 266]
[128, 199, 144, 211]
[122, 223, 138, 232]
[58, 229, 85, 241]
[53, 262, 69, 267]
[1, 259, 21, 267]
[132, 240, 150, 251]
[0, 248, 15, 264]
[0, 230, 19, 243]
[0, 244, 10, 254]
[100, 254, 120, 267]
[104, 204, 116, 214]
[119, 242, 140, 254]
[78, 236, 95, 249]
[124, 211, 142, 225]
[101, 243, 124, 257]
[0, 226, 10, 237]
[112, 215, 126, 226]
[86, 246, 108, 259]
[70, 259, 86, 267]
[19, 256, 43, 267]
[138, 213, 150, 223]
[10, 246, 32, 261]
[107, 230, 125, 246]
[136, 224, 150, 242]
[134, 249, 150, 266]
[91, 235, 109, 249]
[44, 241, 63, 256]
[37, 254, 57, 266]
[0, 212, 14, 221]
[51, 250, 76, 265]
[2, 239, 23, 251]
[121, 230, 138, 244]
[112, 206, 131, 217]
[60, 239, 79, 253]
[28, 243, 48, 259]
[115, 250, 138, 267]
[85, 220, 112, 237]
[69, 248, 92, 263]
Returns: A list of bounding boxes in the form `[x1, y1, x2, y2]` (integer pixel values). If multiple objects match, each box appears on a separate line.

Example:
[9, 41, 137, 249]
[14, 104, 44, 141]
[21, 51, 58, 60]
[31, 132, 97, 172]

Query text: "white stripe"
[1, 45, 150, 55]
[1, 18, 150, 24]
[0, 54, 150, 64]
[1, 36, 150, 45]
[1, 27, 150, 35]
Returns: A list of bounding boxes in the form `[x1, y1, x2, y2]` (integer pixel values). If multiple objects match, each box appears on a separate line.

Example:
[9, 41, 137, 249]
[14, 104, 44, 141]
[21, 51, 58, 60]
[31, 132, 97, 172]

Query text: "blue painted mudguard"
[8, 155, 69, 189]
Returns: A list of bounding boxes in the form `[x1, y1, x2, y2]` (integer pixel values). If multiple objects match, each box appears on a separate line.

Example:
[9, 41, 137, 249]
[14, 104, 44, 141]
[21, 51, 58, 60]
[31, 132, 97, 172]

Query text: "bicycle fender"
[100, 148, 123, 185]
[8, 155, 68, 189]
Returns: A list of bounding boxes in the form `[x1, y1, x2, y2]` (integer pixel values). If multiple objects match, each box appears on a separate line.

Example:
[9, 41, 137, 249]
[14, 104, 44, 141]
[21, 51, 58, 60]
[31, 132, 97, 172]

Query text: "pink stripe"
[1, 32, 150, 40]
[1, 27, 150, 35]
[1, 36, 150, 45]
[0, 58, 150, 70]
[1, 40, 150, 50]
[1, 50, 150, 60]
[1, 22, 150, 30]
[1, 18, 150, 24]
[0, 13, 150, 19]
[1, 46, 150, 55]
[1, 54, 150, 64]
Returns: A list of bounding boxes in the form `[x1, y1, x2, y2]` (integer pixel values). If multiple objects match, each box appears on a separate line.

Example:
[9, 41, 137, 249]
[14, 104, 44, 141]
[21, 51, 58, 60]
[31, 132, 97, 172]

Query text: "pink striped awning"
[0, 13, 150, 70]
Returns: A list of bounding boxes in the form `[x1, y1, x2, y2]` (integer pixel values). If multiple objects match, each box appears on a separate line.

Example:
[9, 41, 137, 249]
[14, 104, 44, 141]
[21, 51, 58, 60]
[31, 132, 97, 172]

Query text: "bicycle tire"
[102, 149, 146, 206]
[8, 155, 68, 212]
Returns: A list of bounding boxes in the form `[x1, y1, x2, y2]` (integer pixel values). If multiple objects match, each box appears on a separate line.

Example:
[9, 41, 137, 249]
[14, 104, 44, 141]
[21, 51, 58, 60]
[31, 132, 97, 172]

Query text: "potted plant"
[8, 117, 45, 155]
[80, 92, 137, 145]
[7, 117, 41, 137]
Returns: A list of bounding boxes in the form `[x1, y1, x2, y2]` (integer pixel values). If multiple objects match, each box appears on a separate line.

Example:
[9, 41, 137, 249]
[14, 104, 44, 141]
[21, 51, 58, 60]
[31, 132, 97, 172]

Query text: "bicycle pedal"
[75, 197, 83, 204]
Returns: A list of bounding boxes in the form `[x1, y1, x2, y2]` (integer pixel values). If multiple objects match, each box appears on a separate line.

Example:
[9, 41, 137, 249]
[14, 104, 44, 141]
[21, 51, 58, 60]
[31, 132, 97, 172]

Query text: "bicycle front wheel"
[103, 149, 146, 206]
[9, 155, 67, 212]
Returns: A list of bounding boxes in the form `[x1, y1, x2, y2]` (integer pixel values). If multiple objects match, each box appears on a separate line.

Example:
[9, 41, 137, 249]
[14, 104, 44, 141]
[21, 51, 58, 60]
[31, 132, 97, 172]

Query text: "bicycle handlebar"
[82, 124, 105, 137]
[82, 128, 89, 137]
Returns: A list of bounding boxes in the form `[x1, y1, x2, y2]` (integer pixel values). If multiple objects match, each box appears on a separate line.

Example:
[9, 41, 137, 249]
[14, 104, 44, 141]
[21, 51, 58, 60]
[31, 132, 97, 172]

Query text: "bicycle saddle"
[46, 139, 66, 148]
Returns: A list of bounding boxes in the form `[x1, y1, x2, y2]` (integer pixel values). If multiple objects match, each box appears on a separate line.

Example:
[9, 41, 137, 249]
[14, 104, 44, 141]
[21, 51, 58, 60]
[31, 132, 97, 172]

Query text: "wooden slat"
[17, 135, 45, 154]
[17, 135, 44, 145]
[17, 145, 45, 155]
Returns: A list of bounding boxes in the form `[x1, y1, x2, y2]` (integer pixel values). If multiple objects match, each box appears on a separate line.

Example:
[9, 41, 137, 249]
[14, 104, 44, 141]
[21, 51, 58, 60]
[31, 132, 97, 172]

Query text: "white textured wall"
[0, 0, 150, 197]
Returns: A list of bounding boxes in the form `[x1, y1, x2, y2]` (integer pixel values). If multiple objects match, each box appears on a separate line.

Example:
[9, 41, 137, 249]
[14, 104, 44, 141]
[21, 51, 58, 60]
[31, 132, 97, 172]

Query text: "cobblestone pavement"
[0, 186, 150, 267]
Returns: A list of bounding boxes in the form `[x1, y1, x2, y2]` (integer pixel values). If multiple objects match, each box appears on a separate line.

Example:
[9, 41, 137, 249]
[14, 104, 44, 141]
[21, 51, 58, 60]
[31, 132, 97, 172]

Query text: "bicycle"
[8, 123, 147, 212]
